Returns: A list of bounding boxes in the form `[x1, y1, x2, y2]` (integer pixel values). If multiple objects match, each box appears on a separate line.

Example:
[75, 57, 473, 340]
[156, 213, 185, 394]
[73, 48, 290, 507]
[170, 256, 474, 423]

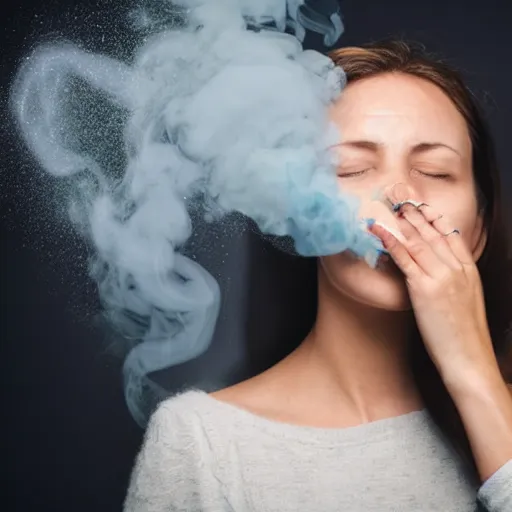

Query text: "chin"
[319, 252, 412, 312]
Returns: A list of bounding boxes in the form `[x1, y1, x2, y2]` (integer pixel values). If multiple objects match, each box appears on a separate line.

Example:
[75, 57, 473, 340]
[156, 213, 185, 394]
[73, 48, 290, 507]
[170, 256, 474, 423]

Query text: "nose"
[384, 182, 418, 209]
[351, 149, 429, 241]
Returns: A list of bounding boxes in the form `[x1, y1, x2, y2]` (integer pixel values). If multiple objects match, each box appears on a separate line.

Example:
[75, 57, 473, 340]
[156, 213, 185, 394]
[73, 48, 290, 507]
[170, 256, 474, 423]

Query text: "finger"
[398, 202, 462, 270]
[383, 183, 466, 275]
[390, 212, 447, 278]
[369, 221, 424, 279]
[415, 203, 474, 266]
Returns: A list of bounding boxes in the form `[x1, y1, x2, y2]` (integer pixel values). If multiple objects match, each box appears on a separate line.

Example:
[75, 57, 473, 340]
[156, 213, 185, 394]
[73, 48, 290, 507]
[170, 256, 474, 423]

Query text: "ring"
[442, 229, 460, 237]
[392, 200, 424, 212]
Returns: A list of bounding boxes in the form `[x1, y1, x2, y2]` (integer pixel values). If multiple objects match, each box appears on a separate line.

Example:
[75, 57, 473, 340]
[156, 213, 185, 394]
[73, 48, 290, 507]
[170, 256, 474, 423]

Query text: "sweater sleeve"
[477, 459, 512, 512]
[122, 399, 223, 512]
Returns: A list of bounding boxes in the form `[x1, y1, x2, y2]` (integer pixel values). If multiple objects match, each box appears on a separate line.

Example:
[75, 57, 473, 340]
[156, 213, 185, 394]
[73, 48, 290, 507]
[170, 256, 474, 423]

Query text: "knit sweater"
[123, 388, 512, 511]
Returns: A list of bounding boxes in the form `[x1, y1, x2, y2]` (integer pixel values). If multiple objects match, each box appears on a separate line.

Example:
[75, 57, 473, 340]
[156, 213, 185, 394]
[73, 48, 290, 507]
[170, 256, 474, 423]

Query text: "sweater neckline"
[186, 389, 433, 445]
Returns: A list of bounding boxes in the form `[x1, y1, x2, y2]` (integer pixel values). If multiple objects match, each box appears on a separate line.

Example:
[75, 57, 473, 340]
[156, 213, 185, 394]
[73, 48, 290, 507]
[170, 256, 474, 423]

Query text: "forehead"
[329, 72, 471, 151]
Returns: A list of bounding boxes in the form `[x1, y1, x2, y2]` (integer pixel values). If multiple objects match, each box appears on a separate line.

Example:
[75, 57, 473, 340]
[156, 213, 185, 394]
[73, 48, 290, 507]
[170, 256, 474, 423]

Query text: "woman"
[123, 40, 512, 511]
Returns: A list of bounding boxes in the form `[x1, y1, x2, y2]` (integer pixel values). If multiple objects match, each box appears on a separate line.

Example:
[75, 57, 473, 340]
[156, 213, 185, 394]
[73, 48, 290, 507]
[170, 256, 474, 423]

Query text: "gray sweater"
[124, 389, 512, 511]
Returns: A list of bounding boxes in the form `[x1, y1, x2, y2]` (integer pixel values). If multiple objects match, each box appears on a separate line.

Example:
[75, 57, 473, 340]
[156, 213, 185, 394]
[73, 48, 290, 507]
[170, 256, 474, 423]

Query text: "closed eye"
[336, 168, 371, 178]
[337, 169, 451, 179]
[414, 169, 451, 180]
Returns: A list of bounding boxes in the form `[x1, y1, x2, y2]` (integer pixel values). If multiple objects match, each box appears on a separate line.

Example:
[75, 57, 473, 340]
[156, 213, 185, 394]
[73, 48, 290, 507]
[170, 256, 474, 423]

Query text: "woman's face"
[321, 72, 487, 311]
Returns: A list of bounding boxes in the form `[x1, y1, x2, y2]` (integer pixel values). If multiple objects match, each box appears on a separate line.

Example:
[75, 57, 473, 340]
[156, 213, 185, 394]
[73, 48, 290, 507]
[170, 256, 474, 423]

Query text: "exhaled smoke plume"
[10, 0, 384, 427]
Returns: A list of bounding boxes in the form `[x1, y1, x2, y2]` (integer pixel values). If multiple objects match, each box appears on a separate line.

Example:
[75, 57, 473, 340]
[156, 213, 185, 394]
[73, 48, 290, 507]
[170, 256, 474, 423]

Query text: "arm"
[366, 186, 512, 510]
[444, 365, 512, 512]
[123, 400, 217, 512]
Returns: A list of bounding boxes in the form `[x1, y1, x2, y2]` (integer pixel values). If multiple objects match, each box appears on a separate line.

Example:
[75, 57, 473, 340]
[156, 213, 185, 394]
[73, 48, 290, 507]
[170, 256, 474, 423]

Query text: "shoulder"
[124, 390, 226, 510]
[154, 388, 204, 418]
[144, 387, 240, 450]
[145, 388, 207, 440]
[208, 373, 294, 420]
[128, 389, 221, 485]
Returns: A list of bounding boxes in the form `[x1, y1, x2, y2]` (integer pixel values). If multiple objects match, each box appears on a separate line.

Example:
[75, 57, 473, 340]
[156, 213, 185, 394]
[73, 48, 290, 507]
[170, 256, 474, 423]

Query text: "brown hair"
[328, 39, 512, 481]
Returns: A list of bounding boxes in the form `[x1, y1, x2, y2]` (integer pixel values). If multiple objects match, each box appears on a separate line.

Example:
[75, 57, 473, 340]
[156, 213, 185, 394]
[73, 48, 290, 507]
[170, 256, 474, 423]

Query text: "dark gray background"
[1, 1, 511, 511]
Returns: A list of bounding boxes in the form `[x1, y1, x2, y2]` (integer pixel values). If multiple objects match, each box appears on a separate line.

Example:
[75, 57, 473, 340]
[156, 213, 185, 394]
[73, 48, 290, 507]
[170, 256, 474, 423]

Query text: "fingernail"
[374, 221, 406, 243]
[365, 218, 376, 228]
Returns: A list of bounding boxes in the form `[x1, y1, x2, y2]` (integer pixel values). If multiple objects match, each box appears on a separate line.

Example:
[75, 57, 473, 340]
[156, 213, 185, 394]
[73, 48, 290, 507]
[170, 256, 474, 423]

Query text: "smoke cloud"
[10, 0, 385, 427]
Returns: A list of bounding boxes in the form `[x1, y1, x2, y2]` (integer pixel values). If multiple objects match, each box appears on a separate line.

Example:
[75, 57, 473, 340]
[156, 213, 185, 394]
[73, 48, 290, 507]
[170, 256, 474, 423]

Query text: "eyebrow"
[336, 140, 462, 157]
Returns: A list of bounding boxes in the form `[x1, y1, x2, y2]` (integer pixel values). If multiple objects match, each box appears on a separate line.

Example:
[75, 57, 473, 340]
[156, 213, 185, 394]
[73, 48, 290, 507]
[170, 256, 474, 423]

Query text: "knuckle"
[407, 240, 427, 254]
[424, 232, 443, 244]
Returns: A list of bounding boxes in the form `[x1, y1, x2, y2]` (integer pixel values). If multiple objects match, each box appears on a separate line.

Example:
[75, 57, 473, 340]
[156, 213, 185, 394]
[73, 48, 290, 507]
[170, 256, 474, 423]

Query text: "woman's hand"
[368, 189, 497, 386]
[368, 187, 512, 482]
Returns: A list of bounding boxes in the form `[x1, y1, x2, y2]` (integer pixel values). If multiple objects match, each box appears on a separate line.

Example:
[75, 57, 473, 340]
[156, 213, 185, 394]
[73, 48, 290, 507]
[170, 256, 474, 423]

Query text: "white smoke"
[10, 0, 385, 427]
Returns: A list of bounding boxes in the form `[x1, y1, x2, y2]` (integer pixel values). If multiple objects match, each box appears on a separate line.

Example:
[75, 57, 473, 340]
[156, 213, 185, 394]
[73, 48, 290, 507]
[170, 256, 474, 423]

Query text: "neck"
[277, 267, 424, 424]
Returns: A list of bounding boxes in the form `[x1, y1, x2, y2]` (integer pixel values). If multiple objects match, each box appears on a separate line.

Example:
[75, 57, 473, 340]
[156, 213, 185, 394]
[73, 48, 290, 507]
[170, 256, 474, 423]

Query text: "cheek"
[440, 203, 482, 249]
[336, 181, 395, 221]
[337, 179, 380, 201]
